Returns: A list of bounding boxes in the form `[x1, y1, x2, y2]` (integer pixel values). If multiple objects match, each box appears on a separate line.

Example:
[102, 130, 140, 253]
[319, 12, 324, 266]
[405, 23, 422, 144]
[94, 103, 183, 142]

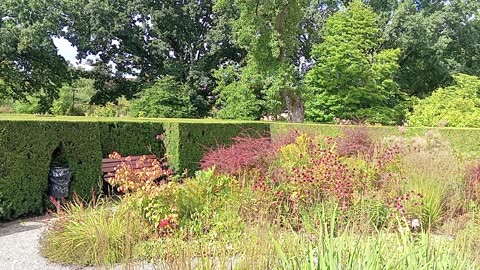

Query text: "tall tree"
[378, 0, 480, 97]
[214, 0, 308, 122]
[305, 0, 404, 124]
[60, 0, 243, 117]
[0, 0, 71, 111]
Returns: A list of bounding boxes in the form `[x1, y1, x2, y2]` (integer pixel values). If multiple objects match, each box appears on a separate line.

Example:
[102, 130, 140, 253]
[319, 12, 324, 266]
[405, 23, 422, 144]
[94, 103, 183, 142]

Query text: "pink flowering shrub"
[200, 130, 300, 176]
[336, 126, 374, 158]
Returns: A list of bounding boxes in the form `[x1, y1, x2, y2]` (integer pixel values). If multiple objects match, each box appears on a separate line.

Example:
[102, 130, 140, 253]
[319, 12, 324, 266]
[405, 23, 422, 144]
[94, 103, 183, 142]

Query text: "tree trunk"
[274, 5, 304, 123]
[281, 89, 304, 123]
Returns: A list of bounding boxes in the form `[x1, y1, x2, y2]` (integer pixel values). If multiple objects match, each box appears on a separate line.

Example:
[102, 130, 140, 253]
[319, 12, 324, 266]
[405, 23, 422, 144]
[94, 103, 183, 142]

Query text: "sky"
[52, 37, 94, 71]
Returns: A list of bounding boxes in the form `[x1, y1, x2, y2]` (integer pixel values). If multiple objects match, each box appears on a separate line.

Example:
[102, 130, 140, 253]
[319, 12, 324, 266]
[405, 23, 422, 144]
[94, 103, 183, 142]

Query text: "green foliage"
[0, 118, 168, 219]
[13, 95, 43, 114]
[408, 74, 480, 127]
[276, 208, 474, 269]
[97, 121, 164, 158]
[0, 0, 71, 101]
[60, 0, 242, 116]
[52, 78, 96, 116]
[382, 1, 480, 97]
[2, 0, 480, 121]
[0, 121, 102, 219]
[214, 0, 307, 122]
[130, 76, 194, 118]
[305, 0, 404, 124]
[93, 102, 118, 117]
[213, 65, 264, 120]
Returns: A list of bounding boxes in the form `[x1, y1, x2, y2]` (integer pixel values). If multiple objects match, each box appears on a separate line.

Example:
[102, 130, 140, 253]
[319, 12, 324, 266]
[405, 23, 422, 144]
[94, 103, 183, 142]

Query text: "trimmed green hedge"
[0, 118, 167, 220]
[0, 121, 102, 219]
[1, 115, 479, 220]
[0, 116, 269, 219]
[98, 121, 164, 157]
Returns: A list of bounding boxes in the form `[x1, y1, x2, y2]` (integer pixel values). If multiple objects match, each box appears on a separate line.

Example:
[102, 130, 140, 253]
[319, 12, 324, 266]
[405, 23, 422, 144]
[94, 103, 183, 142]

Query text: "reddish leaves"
[200, 131, 300, 175]
[336, 126, 374, 158]
[107, 152, 172, 193]
[466, 161, 480, 202]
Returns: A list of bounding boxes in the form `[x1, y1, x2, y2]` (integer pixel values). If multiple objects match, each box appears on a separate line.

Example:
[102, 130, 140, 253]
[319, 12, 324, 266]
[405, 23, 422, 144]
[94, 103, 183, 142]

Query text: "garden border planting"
[1, 114, 480, 219]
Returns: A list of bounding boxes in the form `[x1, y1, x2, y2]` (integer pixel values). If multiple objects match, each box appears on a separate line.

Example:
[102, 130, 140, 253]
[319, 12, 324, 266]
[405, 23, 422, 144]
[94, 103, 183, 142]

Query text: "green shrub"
[51, 78, 96, 116]
[13, 95, 42, 114]
[93, 102, 118, 117]
[212, 65, 265, 120]
[408, 74, 480, 127]
[304, 1, 404, 125]
[129, 76, 194, 118]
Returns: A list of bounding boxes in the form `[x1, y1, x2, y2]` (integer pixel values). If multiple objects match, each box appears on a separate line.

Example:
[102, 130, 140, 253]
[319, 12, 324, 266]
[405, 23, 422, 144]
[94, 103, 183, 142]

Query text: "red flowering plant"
[200, 135, 276, 176]
[386, 191, 424, 228]
[200, 130, 300, 179]
[253, 131, 405, 223]
[106, 151, 172, 194]
[251, 134, 366, 222]
[336, 126, 403, 191]
[157, 213, 179, 236]
[336, 126, 374, 158]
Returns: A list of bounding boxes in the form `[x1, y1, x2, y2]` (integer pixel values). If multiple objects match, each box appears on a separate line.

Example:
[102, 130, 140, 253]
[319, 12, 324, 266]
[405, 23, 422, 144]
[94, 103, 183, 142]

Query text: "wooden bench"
[102, 154, 158, 183]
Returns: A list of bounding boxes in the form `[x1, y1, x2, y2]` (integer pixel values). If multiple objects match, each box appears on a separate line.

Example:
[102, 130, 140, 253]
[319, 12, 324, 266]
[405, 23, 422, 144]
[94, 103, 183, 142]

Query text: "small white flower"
[410, 218, 421, 228]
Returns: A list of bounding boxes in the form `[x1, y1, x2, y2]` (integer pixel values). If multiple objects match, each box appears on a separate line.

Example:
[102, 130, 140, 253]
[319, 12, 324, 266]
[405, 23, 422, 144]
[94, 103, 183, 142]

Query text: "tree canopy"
[305, 1, 404, 124]
[0, 0, 479, 124]
[0, 0, 71, 111]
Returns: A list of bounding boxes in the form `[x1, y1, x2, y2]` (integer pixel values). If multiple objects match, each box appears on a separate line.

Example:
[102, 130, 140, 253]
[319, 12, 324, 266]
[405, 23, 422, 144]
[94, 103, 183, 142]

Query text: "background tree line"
[1, 0, 479, 126]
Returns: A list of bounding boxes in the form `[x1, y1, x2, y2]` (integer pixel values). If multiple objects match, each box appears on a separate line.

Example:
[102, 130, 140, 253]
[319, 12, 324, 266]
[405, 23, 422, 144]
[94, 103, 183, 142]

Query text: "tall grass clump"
[275, 204, 475, 270]
[399, 132, 463, 229]
[41, 195, 148, 266]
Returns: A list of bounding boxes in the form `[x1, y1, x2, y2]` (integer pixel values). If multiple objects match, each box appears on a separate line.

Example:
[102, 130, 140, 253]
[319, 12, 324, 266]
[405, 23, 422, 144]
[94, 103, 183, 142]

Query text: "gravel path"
[0, 216, 76, 270]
